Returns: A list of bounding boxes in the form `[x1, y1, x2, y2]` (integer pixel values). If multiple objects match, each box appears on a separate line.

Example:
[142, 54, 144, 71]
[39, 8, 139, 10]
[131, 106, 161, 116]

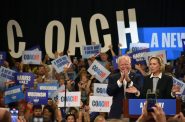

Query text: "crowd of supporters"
[0, 44, 185, 122]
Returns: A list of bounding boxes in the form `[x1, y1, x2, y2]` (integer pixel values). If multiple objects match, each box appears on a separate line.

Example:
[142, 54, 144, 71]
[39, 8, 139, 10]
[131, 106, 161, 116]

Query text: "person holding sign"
[127, 56, 179, 99]
[107, 55, 142, 119]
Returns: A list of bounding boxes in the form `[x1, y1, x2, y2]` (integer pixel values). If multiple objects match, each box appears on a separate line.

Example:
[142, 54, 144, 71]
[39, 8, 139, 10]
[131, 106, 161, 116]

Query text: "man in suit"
[106, 55, 142, 119]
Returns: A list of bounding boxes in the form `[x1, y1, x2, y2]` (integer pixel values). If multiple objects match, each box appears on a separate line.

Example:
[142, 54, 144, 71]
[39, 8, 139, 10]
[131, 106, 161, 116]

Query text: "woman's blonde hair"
[94, 115, 106, 122]
[149, 56, 165, 72]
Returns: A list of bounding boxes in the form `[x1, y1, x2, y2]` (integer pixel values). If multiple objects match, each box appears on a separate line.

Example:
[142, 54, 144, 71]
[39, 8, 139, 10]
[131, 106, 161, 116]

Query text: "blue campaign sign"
[128, 49, 149, 65]
[0, 51, 6, 65]
[138, 27, 185, 60]
[182, 39, 185, 51]
[15, 72, 35, 88]
[25, 90, 48, 105]
[37, 83, 59, 98]
[82, 44, 101, 59]
[129, 99, 176, 115]
[28, 45, 41, 51]
[51, 55, 71, 73]
[112, 56, 118, 70]
[0, 66, 16, 81]
[5, 85, 24, 104]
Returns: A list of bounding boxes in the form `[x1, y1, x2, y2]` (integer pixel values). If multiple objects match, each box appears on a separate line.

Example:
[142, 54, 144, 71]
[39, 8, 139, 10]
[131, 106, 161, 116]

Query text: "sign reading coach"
[22, 51, 42, 65]
[94, 83, 108, 96]
[89, 96, 112, 112]
[88, 60, 110, 83]
[58, 92, 81, 107]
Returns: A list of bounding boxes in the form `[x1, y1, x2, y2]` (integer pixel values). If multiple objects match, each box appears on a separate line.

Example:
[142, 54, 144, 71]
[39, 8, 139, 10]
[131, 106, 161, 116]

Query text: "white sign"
[58, 92, 81, 107]
[173, 77, 185, 95]
[50, 85, 66, 101]
[144, 50, 167, 65]
[89, 96, 112, 112]
[94, 83, 108, 96]
[51, 55, 71, 73]
[87, 60, 110, 82]
[130, 43, 149, 52]
[22, 51, 41, 65]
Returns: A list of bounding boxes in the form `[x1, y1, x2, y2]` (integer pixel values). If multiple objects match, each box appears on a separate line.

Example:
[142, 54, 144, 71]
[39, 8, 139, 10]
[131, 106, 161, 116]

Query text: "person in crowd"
[106, 55, 142, 119]
[94, 115, 106, 122]
[174, 54, 185, 79]
[137, 101, 185, 122]
[183, 74, 185, 83]
[127, 56, 180, 98]
[135, 63, 148, 77]
[0, 91, 5, 107]
[17, 100, 27, 122]
[98, 52, 110, 68]
[78, 72, 94, 106]
[136, 102, 166, 122]
[0, 108, 11, 122]
[167, 112, 185, 122]
[43, 105, 55, 122]
[165, 64, 174, 77]
[66, 112, 76, 122]
[27, 104, 43, 122]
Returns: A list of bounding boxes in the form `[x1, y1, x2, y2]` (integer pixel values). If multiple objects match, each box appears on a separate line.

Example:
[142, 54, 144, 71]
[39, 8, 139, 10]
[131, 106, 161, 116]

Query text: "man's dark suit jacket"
[141, 73, 173, 99]
[106, 71, 142, 119]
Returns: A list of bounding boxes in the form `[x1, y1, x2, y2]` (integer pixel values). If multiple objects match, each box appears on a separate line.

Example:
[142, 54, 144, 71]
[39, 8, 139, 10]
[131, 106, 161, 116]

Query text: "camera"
[10, 108, 19, 122]
[146, 91, 157, 112]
